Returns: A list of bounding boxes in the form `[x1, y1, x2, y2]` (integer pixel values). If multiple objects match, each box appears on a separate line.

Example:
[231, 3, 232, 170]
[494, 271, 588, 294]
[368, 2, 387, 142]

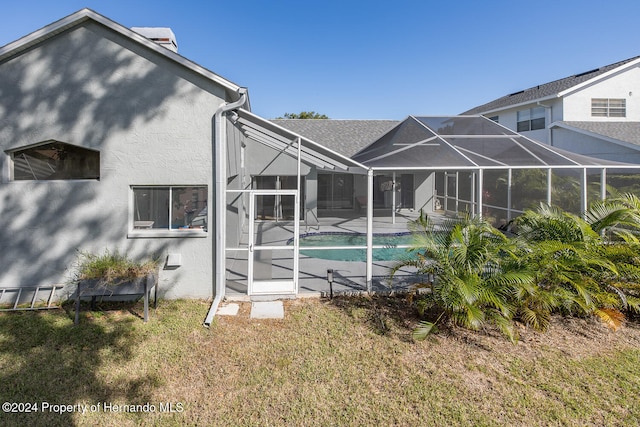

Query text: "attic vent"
[131, 27, 178, 53]
[574, 68, 599, 78]
[508, 90, 525, 97]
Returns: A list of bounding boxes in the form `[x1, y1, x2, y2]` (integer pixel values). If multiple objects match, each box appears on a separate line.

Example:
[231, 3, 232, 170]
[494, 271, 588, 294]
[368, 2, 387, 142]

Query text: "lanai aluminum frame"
[354, 116, 640, 224]
[220, 109, 381, 300]
[208, 112, 640, 323]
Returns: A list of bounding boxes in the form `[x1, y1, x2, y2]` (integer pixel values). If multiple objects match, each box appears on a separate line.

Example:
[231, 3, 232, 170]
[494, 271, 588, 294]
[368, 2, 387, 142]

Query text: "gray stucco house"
[0, 9, 248, 300]
[3, 9, 640, 322]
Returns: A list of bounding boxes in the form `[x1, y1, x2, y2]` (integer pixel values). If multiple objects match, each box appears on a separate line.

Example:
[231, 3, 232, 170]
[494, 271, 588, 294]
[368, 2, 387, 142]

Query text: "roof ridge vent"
[574, 68, 599, 78]
[131, 27, 178, 53]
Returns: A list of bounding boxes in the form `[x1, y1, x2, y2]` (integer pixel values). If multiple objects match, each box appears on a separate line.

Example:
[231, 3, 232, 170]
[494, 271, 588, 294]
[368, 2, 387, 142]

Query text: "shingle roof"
[462, 56, 640, 115]
[270, 119, 399, 157]
[554, 121, 640, 147]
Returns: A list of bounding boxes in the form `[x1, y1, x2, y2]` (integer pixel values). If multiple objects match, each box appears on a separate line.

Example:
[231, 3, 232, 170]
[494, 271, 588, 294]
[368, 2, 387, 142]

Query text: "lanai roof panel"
[353, 116, 630, 169]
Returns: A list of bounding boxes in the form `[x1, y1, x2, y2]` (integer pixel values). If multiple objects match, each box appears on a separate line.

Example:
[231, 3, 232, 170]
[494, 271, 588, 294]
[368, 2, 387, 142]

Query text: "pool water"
[291, 232, 416, 262]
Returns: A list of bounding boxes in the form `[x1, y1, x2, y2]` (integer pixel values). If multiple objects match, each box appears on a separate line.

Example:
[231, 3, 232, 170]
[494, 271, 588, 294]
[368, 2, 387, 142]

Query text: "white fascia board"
[475, 95, 558, 116]
[0, 8, 243, 99]
[557, 57, 640, 98]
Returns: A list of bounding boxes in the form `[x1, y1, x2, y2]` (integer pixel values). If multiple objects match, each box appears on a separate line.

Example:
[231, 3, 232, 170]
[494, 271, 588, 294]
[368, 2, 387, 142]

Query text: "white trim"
[128, 185, 209, 238]
[128, 230, 207, 239]
[247, 189, 298, 296]
[557, 57, 640, 98]
[473, 95, 558, 116]
[366, 169, 373, 293]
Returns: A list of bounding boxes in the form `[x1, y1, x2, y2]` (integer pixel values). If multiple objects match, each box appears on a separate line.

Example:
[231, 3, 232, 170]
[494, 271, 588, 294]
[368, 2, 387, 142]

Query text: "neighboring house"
[463, 56, 640, 163]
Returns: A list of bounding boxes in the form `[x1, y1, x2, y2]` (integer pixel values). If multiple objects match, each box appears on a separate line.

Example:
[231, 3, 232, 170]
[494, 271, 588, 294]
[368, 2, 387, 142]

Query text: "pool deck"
[225, 210, 445, 300]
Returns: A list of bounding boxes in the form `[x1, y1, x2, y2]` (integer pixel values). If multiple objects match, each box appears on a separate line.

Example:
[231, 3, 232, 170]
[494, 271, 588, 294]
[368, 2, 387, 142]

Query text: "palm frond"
[594, 308, 625, 331]
[412, 320, 438, 341]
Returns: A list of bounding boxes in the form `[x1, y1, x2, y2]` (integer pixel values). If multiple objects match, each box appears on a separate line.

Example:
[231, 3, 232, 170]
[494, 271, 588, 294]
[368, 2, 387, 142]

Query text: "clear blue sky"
[2, 1, 640, 119]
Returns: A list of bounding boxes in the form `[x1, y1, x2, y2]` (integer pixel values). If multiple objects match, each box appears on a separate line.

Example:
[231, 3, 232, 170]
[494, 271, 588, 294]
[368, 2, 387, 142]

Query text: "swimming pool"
[289, 232, 416, 262]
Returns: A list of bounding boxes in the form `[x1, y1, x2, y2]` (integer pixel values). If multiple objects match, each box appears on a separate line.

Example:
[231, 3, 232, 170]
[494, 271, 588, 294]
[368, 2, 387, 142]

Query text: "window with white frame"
[132, 186, 207, 232]
[516, 107, 545, 132]
[591, 98, 626, 117]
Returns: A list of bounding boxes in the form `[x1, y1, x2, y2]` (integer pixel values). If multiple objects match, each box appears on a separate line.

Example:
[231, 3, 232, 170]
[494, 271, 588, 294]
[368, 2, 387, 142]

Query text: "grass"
[72, 250, 158, 283]
[1, 296, 639, 426]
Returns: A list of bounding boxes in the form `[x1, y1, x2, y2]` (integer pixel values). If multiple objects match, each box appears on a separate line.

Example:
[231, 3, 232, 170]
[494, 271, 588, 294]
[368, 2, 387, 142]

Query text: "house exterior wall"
[551, 127, 640, 163]
[414, 172, 435, 212]
[484, 98, 562, 144]
[563, 65, 640, 121]
[0, 22, 231, 299]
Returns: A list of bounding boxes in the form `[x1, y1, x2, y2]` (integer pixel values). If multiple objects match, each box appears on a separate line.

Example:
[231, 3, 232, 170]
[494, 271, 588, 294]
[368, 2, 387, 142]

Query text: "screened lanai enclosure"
[219, 112, 640, 300]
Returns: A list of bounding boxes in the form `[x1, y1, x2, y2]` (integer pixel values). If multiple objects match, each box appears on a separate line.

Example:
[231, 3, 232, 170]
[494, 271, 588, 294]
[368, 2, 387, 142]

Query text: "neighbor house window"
[591, 98, 626, 117]
[517, 107, 545, 132]
[132, 186, 207, 232]
[10, 140, 99, 180]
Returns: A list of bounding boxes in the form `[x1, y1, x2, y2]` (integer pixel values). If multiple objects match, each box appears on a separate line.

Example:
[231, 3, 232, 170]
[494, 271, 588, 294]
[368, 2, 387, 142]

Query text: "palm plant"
[586, 192, 640, 242]
[391, 213, 533, 343]
[511, 204, 624, 330]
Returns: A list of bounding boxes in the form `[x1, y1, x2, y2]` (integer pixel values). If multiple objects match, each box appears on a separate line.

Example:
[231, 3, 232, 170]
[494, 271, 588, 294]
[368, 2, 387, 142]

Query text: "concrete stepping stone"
[250, 301, 284, 319]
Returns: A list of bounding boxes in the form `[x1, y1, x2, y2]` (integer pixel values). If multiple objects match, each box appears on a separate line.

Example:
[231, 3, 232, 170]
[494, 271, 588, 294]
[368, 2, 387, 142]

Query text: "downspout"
[204, 88, 248, 327]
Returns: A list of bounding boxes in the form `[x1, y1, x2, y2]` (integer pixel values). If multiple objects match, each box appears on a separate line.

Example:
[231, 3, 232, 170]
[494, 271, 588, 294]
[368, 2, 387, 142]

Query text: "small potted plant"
[71, 250, 159, 323]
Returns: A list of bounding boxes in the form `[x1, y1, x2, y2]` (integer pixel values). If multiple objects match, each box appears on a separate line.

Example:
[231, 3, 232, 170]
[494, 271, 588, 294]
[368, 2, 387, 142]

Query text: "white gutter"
[204, 88, 248, 327]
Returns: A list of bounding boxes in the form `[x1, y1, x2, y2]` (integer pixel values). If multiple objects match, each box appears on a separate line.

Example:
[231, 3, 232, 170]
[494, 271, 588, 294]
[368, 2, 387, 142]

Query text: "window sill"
[127, 229, 208, 239]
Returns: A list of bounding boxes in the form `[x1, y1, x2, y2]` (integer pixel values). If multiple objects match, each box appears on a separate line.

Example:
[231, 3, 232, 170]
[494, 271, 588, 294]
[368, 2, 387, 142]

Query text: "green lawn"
[1, 297, 639, 426]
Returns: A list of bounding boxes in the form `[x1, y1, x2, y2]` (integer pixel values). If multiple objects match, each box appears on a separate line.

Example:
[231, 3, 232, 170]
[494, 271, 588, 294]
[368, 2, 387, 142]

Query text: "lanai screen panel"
[446, 136, 574, 166]
[352, 117, 476, 168]
[415, 116, 518, 137]
[356, 116, 629, 170]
